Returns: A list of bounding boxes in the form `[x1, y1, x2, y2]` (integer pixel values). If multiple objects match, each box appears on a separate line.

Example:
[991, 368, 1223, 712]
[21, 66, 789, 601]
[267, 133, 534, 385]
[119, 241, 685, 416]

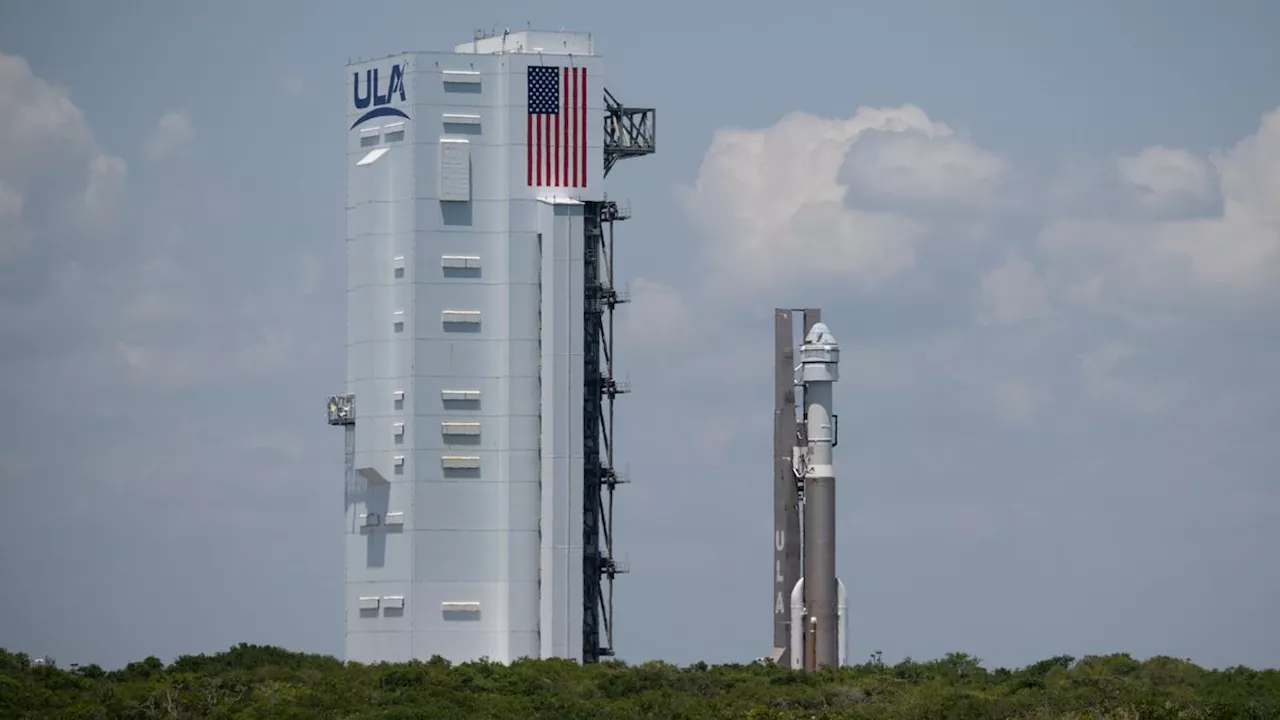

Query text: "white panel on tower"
[356, 147, 388, 166]
[439, 140, 471, 202]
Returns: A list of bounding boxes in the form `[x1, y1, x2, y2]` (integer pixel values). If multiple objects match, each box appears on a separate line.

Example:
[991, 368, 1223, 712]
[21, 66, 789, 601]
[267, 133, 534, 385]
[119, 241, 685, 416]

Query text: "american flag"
[527, 64, 587, 188]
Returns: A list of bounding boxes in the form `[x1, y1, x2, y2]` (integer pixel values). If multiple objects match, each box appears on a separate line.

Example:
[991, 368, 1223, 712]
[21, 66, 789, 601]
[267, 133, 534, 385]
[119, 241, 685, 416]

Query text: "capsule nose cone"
[804, 322, 836, 345]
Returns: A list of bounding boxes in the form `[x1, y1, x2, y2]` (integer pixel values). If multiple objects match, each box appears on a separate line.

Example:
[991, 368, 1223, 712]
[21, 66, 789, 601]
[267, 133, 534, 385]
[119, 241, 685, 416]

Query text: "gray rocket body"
[798, 322, 841, 669]
[770, 313, 848, 670]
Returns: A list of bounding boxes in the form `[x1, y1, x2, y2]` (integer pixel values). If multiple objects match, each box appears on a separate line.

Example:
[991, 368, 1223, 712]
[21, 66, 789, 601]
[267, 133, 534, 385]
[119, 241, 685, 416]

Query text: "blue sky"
[1, 0, 1278, 671]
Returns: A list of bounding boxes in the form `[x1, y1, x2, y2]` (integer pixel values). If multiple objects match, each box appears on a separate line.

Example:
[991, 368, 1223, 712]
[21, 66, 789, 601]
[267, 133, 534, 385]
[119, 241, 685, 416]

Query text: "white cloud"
[679, 105, 1008, 300]
[980, 250, 1050, 324]
[1116, 146, 1219, 216]
[79, 154, 129, 230]
[670, 103, 1280, 437]
[1042, 107, 1280, 310]
[0, 51, 128, 271]
[142, 109, 195, 163]
[0, 53, 292, 394]
[841, 128, 1011, 209]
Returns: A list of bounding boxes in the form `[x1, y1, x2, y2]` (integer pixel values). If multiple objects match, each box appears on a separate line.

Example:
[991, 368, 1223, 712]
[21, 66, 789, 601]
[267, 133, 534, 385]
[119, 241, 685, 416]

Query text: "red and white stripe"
[527, 66, 588, 188]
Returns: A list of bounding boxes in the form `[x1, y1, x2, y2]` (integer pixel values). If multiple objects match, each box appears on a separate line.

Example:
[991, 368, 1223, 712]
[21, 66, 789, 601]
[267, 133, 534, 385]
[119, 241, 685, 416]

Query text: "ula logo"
[351, 64, 409, 130]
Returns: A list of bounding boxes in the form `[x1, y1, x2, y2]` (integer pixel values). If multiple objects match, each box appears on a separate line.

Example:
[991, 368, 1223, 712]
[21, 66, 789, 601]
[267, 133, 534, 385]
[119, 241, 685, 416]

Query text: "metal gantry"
[582, 198, 634, 663]
[327, 394, 357, 500]
[602, 88, 656, 178]
[583, 88, 654, 663]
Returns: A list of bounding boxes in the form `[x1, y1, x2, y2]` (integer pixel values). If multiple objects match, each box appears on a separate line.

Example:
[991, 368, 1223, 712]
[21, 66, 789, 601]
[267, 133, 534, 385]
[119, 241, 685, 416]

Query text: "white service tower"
[328, 29, 654, 666]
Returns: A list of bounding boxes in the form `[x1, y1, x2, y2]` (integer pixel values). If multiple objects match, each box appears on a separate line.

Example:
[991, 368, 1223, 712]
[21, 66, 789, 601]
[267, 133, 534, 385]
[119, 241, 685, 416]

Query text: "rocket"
[770, 312, 847, 670]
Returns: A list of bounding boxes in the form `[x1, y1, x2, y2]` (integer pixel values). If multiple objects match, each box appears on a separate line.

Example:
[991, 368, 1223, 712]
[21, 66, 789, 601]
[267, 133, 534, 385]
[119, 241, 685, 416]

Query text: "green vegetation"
[2, 644, 1277, 719]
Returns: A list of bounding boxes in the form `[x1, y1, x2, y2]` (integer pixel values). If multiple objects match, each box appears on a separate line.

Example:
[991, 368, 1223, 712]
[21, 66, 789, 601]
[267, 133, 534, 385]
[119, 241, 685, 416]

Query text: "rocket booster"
[793, 322, 845, 670]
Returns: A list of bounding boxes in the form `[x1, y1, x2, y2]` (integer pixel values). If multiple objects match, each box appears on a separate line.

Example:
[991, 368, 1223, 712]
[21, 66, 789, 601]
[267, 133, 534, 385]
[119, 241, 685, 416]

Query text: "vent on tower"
[441, 255, 481, 269]
[442, 70, 481, 93]
[442, 310, 481, 330]
[442, 601, 481, 620]
[441, 455, 479, 470]
[442, 113, 481, 135]
[442, 254, 481, 279]
[382, 596, 406, 616]
[441, 421, 481, 437]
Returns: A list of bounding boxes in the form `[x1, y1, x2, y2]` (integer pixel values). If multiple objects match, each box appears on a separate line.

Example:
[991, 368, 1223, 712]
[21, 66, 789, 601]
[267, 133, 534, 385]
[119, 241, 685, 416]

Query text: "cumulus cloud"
[0, 45, 342, 669]
[1041, 107, 1280, 312]
[980, 250, 1050, 324]
[675, 100, 1280, 443]
[0, 51, 128, 282]
[0, 53, 291, 392]
[840, 128, 1012, 211]
[142, 108, 195, 163]
[1116, 146, 1219, 217]
[680, 105, 1009, 300]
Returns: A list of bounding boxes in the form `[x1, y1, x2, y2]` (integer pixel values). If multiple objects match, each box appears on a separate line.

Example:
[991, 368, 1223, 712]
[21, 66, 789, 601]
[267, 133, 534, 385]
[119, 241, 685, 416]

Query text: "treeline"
[2, 644, 1278, 719]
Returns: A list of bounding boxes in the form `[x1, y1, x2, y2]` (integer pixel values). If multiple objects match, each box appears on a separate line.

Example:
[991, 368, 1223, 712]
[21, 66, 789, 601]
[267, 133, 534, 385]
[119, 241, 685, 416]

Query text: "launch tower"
[328, 28, 654, 665]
